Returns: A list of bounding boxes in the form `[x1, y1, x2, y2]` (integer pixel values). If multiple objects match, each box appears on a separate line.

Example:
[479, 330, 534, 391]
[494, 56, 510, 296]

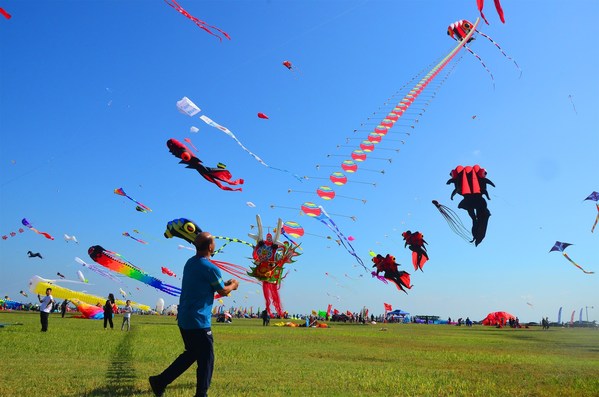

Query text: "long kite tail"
[475, 29, 521, 76]
[592, 204, 599, 233]
[210, 259, 260, 284]
[463, 44, 495, 89]
[432, 200, 473, 243]
[562, 253, 594, 274]
[164, 0, 230, 41]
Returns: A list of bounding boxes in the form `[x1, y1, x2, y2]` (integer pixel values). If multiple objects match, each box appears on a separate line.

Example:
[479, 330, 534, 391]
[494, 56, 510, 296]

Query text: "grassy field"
[0, 311, 597, 397]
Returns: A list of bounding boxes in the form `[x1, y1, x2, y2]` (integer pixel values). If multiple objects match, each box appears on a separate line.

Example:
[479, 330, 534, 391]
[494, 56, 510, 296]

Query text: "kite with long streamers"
[122, 232, 148, 245]
[28, 275, 149, 310]
[2, 227, 24, 241]
[164, 0, 230, 41]
[27, 251, 43, 259]
[167, 138, 244, 191]
[22, 218, 54, 240]
[447, 20, 521, 87]
[75, 257, 122, 284]
[477, 0, 505, 24]
[584, 191, 599, 233]
[432, 200, 473, 243]
[88, 245, 182, 296]
[114, 188, 152, 213]
[370, 252, 412, 294]
[549, 242, 594, 274]
[446, 165, 495, 246]
[402, 230, 429, 271]
[247, 215, 301, 317]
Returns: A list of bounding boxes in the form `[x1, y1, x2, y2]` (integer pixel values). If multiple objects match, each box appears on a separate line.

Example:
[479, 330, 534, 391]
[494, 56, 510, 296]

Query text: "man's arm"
[217, 279, 239, 297]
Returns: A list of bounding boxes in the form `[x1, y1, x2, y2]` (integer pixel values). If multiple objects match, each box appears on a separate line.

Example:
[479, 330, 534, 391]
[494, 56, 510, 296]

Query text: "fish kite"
[22, 218, 54, 240]
[64, 234, 78, 243]
[370, 252, 412, 294]
[549, 242, 594, 274]
[161, 267, 177, 278]
[446, 165, 495, 246]
[27, 251, 43, 259]
[402, 230, 429, 271]
[584, 191, 599, 233]
[167, 138, 244, 191]
[476, 0, 505, 24]
[257, 112, 269, 119]
[114, 188, 152, 213]
[164, 0, 230, 41]
[88, 245, 182, 296]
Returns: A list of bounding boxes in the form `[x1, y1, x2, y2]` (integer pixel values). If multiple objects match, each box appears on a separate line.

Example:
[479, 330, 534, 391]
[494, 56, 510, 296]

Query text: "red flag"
[326, 303, 332, 317]
[384, 302, 392, 312]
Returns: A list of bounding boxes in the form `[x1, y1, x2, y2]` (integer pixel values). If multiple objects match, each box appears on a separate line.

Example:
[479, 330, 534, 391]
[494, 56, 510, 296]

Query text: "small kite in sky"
[64, 234, 78, 243]
[257, 112, 269, 119]
[476, 0, 505, 24]
[123, 232, 148, 245]
[167, 138, 244, 191]
[88, 245, 182, 296]
[568, 95, 578, 115]
[22, 218, 54, 240]
[57, 272, 66, 279]
[27, 251, 43, 259]
[161, 267, 177, 278]
[584, 191, 599, 233]
[177, 96, 201, 116]
[246, 201, 256, 208]
[75, 257, 122, 284]
[114, 188, 152, 213]
[184, 137, 198, 152]
[549, 241, 594, 274]
[77, 270, 87, 283]
[282, 60, 300, 74]
[402, 230, 429, 271]
[164, 0, 230, 41]
[19, 290, 28, 297]
[1, 227, 24, 241]
[190, 126, 199, 133]
[370, 252, 412, 294]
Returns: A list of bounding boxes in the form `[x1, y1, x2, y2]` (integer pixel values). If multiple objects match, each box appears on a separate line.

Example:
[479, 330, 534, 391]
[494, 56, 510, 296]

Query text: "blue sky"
[1, 0, 597, 323]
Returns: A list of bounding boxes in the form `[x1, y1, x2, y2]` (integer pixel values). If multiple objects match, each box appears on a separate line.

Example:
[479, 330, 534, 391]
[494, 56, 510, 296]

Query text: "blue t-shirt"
[178, 255, 225, 329]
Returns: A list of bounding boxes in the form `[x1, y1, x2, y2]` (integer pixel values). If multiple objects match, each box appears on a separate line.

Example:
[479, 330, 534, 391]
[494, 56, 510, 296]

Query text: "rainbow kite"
[549, 241, 594, 274]
[21, 218, 54, 240]
[114, 188, 152, 213]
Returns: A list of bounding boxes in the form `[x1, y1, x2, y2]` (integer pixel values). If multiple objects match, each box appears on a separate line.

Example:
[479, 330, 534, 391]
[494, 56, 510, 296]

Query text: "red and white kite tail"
[464, 44, 495, 89]
[494, 0, 506, 23]
[475, 30, 521, 77]
[0, 7, 11, 19]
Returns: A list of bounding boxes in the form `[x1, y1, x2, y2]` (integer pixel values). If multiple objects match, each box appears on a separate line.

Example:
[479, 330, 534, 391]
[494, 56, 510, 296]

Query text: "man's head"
[45, 288, 52, 295]
[194, 232, 215, 257]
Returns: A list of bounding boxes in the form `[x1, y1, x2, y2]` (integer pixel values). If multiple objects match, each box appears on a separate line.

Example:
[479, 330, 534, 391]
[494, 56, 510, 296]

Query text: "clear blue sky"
[1, 0, 597, 323]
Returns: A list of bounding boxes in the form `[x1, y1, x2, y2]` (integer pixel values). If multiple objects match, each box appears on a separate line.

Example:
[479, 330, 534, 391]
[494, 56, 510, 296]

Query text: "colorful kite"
[28, 275, 150, 310]
[161, 267, 177, 278]
[22, 218, 54, 240]
[247, 215, 301, 317]
[402, 230, 429, 271]
[164, 0, 230, 41]
[549, 242, 594, 274]
[447, 19, 520, 86]
[282, 60, 293, 70]
[88, 245, 182, 296]
[257, 112, 269, 119]
[2, 227, 25, 241]
[476, 0, 505, 24]
[370, 252, 412, 294]
[584, 191, 599, 233]
[167, 138, 244, 191]
[122, 232, 148, 245]
[27, 251, 43, 259]
[70, 299, 104, 320]
[446, 165, 495, 246]
[114, 188, 152, 213]
[282, 221, 304, 239]
[75, 257, 122, 284]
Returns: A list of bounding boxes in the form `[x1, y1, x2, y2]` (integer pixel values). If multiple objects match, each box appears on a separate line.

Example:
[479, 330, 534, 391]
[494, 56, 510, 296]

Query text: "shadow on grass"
[75, 329, 146, 397]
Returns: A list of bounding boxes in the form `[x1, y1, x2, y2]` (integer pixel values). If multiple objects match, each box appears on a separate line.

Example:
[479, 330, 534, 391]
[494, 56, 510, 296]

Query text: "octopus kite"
[88, 245, 182, 296]
[371, 253, 412, 294]
[248, 215, 301, 317]
[446, 165, 495, 246]
[167, 138, 244, 191]
[447, 19, 520, 86]
[402, 230, 429, 271]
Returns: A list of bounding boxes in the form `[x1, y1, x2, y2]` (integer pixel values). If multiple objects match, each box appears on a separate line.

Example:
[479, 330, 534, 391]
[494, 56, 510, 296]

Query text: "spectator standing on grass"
[60, 300, 68, 318]
[38, 288, 54, 332]
[121, 300, 133, 331]
[103, 293, 115, 330]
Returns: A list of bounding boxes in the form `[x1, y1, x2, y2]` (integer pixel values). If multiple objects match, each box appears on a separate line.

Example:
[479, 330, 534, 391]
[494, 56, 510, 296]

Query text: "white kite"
[64, 234, 78, 243]
[177, 96, 201, 116]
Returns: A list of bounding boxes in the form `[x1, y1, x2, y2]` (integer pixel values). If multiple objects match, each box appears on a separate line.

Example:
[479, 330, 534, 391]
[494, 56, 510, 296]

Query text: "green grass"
[1, 312, 598, 397]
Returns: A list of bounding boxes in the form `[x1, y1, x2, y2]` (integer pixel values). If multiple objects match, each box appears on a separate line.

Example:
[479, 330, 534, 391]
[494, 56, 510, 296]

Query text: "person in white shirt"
[38, 288, 54, 332]
[121, 300, 133, 331]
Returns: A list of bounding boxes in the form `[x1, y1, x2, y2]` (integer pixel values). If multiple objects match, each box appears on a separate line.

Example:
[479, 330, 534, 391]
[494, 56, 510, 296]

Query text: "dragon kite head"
[164, 218, 202, 244]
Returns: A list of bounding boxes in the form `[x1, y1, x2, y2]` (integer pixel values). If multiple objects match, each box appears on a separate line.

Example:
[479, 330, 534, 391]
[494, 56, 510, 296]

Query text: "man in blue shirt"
[150, 232, 239, 397]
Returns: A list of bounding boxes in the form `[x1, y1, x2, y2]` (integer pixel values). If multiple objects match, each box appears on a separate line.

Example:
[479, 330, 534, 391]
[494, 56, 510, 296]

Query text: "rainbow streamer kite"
[71, 299, 104, 319]
[114, 188, 152, 213]
[584, 191, 599, 233]
[21, 218, 54, 240]
[123, 232, 148, 244]
[549, 241, 594, 275]
[28, 275, 150, 310]
[88, 245, 181, 296]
